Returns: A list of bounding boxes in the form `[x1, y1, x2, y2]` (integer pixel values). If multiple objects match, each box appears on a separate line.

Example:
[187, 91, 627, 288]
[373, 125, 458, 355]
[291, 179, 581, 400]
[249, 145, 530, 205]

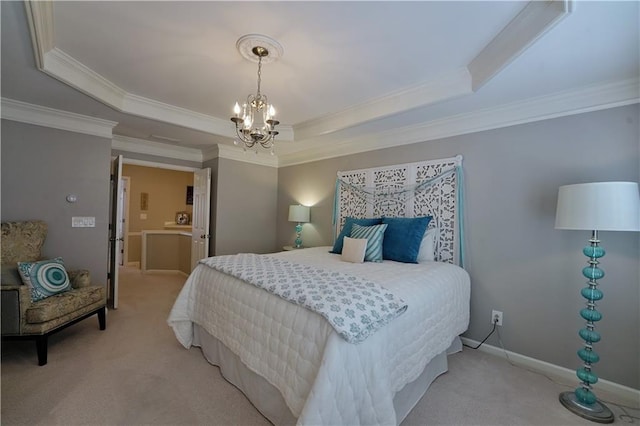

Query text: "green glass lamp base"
[559, 391, 613, 424]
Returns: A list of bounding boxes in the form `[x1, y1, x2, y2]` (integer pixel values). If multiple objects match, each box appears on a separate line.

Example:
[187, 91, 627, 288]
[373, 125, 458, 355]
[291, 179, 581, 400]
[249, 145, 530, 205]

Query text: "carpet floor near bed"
[2, 267, 637, 426]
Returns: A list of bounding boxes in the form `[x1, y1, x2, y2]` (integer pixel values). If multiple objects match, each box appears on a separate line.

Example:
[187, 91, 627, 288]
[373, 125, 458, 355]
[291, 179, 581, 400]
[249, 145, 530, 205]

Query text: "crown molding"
[44, 48, 127, 109]
[1, 97, 117, 138]
[216, 144, 279, 168]
[23, 1, 54, 69]
[293, 68, 472, 141]
[120, 157, 199, 172]
[112, 135, 203, 163]
[278, 78, 640, 167]
[294, 0, 575, 139]
[469, 0, 573, 91]
[42, 48, 296, 141]
[25, 1, 570, 146]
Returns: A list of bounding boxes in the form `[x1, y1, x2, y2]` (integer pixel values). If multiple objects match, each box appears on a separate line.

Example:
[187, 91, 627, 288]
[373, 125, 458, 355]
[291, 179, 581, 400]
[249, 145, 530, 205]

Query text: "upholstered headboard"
[335, 155, 463, 265]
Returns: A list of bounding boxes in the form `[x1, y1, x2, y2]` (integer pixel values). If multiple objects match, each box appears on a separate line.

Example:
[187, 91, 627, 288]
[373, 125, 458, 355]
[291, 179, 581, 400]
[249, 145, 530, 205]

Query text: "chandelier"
[231, 35, 282, 152]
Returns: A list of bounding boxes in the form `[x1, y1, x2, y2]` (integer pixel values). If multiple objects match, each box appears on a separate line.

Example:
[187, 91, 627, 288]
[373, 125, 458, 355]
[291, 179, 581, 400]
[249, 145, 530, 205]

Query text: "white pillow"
[416, 227, 438, 263]
[341, 237, 368, 263]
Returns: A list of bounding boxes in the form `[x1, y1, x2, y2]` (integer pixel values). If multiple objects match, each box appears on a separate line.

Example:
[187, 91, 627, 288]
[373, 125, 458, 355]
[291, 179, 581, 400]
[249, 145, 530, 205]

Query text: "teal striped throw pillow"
[350, 223, 388, 262]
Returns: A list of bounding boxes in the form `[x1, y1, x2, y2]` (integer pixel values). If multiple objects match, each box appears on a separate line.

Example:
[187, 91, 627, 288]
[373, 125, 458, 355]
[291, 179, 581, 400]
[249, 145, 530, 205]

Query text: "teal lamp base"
[559, 230, 613, 424]
[559, 391, 613, 423]
[294, 223, 303, 248]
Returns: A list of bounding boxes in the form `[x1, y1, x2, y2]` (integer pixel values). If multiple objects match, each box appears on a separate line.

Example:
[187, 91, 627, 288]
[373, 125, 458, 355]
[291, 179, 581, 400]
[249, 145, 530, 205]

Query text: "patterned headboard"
[335, 155, 463, 265]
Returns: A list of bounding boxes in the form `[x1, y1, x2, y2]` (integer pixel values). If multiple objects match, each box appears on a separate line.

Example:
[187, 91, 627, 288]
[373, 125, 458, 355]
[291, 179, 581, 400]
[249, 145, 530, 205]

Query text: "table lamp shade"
[555, 182, 640, 231]
[288, 205, 310, 223]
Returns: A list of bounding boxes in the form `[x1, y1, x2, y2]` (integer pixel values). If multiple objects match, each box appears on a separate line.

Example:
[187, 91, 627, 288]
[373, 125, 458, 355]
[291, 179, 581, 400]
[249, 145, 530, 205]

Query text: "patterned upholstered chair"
[1, 220, 106, 365]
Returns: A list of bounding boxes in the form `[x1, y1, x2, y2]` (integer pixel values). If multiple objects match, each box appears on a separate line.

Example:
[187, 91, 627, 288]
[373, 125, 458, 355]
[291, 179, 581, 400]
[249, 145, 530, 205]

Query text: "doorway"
[109, 157, 211, 309]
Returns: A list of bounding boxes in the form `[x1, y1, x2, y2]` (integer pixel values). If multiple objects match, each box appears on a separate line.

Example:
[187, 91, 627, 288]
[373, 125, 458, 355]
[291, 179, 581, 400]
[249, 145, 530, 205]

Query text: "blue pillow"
[330, 217, 382, 254]
[350, 223, 388, 262]
[382, 216, 432, 263]
[17, 257, 71, 302]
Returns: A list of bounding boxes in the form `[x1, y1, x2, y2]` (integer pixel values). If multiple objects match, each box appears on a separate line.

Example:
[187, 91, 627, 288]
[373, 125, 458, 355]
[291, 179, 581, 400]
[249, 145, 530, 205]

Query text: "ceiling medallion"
[231, 34, 283, 154]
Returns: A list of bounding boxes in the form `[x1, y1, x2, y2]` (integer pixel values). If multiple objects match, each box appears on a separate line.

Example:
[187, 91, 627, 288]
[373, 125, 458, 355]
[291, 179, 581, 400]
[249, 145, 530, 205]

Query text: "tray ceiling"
[2, 1, 638, 166]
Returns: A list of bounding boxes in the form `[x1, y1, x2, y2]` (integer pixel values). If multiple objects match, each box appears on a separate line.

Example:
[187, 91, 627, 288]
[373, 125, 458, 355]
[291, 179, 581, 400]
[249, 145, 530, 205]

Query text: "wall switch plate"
[72, 217, 96, 228]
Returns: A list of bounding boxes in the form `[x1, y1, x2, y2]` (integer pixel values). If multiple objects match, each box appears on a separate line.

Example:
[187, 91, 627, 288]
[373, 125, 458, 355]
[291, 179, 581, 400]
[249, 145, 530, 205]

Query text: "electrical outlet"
[491, 310, 503, 326]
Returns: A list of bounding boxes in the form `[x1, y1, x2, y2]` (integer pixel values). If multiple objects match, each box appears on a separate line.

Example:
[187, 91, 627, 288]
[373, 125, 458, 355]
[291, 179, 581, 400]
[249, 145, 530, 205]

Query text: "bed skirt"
[193, 324, 462, 425]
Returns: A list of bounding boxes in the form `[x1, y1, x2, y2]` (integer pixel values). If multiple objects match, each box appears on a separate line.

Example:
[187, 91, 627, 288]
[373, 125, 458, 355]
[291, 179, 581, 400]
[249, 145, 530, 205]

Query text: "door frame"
[119, 157, 206, 270]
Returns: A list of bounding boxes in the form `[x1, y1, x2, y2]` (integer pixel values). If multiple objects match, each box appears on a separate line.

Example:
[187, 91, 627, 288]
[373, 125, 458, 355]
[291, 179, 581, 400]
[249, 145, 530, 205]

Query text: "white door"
[119, 177, 131, 266]
[191, 168, 211, 270]
[108, 155, 124, 309]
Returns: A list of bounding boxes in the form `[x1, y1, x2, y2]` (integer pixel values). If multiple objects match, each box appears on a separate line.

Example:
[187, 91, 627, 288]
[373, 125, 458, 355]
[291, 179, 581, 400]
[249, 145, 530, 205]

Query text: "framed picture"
[186, 186, 193, 205]
[176, 211, 190, 225]
[140, 192, 149, 211]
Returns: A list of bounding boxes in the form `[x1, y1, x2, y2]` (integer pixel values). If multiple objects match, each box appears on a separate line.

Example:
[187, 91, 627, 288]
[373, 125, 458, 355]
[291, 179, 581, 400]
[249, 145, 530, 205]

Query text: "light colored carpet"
[2, 268, 638, 426]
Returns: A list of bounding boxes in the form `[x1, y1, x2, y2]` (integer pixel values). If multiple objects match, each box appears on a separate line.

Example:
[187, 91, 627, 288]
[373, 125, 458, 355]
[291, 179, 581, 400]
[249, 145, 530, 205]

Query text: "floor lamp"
[555, 181, 640, 423]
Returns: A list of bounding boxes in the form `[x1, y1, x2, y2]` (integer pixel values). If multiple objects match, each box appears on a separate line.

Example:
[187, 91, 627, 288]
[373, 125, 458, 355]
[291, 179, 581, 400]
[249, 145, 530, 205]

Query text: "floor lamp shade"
[288, 205, 310, 248]
[555, 182, 640, 231]
[555, 181, 639, 423]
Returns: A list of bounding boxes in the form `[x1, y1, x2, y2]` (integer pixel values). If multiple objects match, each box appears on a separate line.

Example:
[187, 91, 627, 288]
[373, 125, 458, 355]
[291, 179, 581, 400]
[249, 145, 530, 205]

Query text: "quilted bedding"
[168, 247, 470, 425]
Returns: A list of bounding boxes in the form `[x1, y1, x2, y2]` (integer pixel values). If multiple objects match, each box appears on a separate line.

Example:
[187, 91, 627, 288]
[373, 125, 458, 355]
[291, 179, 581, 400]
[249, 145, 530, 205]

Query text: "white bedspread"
[168, 247, 470, 425]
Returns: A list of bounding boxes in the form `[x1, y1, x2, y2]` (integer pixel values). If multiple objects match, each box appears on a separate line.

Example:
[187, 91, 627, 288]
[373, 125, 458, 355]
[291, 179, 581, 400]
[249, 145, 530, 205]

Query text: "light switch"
[72, 217, 96, 228]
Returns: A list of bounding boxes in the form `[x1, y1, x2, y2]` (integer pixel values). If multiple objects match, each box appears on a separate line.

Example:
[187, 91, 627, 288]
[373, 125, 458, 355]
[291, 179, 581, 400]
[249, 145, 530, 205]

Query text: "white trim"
[277, 78, 640, 167]
[122, 91, 235, 138]
[468, 0, 573, 91]
[142, 269, 189, 277]
[112, 135, 203, 163]
[460, 337, 640, 409]
[44, 49, 127, 109]
[293, 68, 472, 141]
[1, 97, 117, 138]
[216, 144, 279, 168]
[121, 158, 199, 173]
[39, 48, 295, 142]
[23, 0, 54, 69]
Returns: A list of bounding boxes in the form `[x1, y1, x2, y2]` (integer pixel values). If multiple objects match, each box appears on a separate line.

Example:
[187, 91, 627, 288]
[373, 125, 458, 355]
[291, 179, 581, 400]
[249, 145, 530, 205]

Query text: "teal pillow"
[382, 216, 432, 263]
[331, 217, 382, 254]
[17, 257, 71, 302]
[350, 223, 388, 262]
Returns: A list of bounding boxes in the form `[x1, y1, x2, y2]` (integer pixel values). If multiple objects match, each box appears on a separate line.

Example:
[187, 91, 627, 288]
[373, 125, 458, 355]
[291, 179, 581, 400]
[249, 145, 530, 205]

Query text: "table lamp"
[288, 205, 310, 248]
[555, 181, 640, 423]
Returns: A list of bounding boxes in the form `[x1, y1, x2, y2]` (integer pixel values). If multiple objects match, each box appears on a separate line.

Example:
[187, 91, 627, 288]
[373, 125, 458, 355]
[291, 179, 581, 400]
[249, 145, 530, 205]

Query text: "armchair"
[1, 220, 106, 365]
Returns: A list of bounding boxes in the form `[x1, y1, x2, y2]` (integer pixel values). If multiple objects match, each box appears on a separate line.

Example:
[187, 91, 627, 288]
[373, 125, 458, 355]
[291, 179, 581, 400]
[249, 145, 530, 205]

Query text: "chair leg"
[98, 306, 106, 330]
[36, 335, 48, 366]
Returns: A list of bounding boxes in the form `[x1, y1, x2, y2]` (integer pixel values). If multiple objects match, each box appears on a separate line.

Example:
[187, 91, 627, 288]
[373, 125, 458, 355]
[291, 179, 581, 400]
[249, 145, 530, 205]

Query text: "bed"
[168, 155, 470, 425]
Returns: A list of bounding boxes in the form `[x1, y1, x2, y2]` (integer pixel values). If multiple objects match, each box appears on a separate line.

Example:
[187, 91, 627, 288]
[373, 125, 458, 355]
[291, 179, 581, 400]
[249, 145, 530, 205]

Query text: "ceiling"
[1, 1, 638, 166]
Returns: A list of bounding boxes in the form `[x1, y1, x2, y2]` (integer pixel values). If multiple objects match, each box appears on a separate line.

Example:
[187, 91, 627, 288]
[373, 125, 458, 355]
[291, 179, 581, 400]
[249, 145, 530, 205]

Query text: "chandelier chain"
[256, 55, 262, 99]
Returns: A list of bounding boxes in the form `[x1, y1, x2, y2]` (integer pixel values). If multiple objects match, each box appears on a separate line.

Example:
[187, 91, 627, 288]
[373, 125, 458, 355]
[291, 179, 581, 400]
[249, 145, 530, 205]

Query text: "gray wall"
[212, 157, 278, 255]
[277, 105, 640, 388]
[1, 120, 112, 285]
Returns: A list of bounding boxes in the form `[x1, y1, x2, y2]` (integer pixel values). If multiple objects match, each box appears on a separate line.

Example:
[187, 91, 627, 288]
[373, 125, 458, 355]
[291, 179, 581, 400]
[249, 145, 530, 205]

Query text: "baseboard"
[143, 269, 189, 277]
[460, 337, 640, 409]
